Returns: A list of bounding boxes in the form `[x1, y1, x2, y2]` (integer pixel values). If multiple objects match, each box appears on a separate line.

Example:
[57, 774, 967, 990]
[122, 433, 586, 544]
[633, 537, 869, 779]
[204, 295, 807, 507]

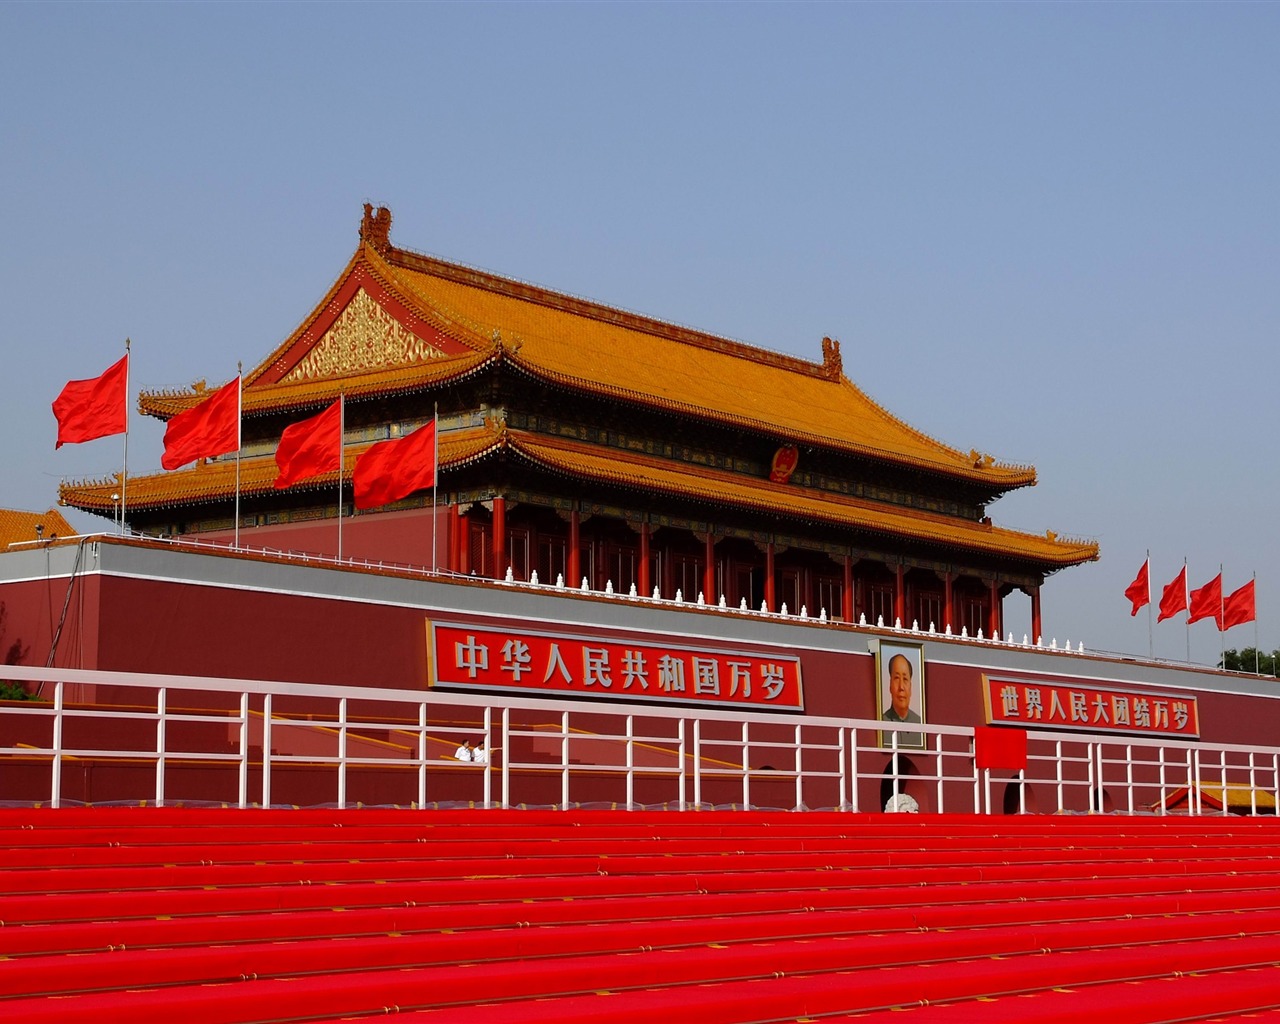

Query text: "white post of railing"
[741, 720, 750, 810]
[155, 688, 167, 808]
[337, 697, 348, 810]
[1126, 744, 1134, 815]
[838, 727, 848, 813]
[261, 692, 272, 810]
[50, 681, 64, 810]
[851, 728, 863, 814]
[1218, 753, 1229, 817]
[1019, 770, 1026, 815]
[626, 715, 635, 811]
[983, 767, 991, 816]
[1157, 747, 1167, 816]
[693, 719, 702, 810]
[970, 734, 980, 815]
[1191, 748, 1201, 816]
[793, 723, 802, 811]
[1273, 754, 1279, 817]
[890, 732, 900, 807]
[1250, 753, 1258, 817]
[501, 706, 511, 810]
[560, 710, 570, 811]
[1087, 742, 1097, 813]
[482, 705, 492, 809]
[934, 733, 944, 814]
[417, 702, 427, 810]
[238, 691, 250, 810]
[1182, 742, 1192, 814]
[677, 719, 687, 812]
[1055, 738, 1064, 813]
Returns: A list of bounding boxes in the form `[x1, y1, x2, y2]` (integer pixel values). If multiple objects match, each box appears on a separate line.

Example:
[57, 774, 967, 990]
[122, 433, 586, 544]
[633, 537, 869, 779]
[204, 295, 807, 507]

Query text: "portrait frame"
[875, 640, 926, 749]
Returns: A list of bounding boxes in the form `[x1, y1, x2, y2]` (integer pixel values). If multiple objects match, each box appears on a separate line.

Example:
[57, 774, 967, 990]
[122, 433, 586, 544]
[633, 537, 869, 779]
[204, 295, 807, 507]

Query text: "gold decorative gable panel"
[283, 288, 449, 382]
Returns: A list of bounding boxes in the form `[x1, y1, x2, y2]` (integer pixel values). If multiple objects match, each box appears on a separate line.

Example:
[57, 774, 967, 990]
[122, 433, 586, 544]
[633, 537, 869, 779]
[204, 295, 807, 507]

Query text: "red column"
[943, 573, 954, 633]
[988, 580, 1001, 639]
[491, 496, 506, 580]
[842, 555, 854, 622]
[1030, 586, 1042, 644]
[638, 521, 651, 597]
[457, 510, 470, 576]
[894, 564, 905, 626]
[450, 504, 462, 572]
[703, 531, 715, 603]
[764, 542, 776, 612]
[567, 509, 581, 588]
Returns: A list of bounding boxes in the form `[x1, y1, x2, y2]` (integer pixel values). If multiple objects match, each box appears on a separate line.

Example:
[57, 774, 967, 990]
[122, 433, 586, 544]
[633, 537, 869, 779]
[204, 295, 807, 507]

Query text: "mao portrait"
[877, 642, 926, 749]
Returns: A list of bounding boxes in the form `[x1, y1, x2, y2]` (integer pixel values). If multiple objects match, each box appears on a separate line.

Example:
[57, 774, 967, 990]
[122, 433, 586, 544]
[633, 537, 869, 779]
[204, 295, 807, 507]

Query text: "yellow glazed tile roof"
[139, 225, 1035, 490]
[505, 430, 1095, 567]
[0, 508, 76, 550]
[372, 243, 1036, 489]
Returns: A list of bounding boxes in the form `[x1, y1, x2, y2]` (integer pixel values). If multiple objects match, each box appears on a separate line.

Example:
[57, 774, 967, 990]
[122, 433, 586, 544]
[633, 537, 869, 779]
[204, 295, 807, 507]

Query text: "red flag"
[1124, 559, 1150, 616]
[974, 726, 1027, 772]
[52, 354, 128, 448]
[1187, 573, 1223, 628]
[1222, 579, 1256, 630]
[274, 400, 342, 489]
[1157, 567, 1187, 622]
[161, 378, 240, 470]
[353, 420, 437, 511]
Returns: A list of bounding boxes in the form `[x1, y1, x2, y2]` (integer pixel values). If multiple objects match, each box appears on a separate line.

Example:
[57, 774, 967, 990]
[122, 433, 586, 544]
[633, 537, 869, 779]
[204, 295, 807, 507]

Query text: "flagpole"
[120, 338, 130, 536]
[1252, 571, 1259, 675]
[1182, 558, 1190, 664]
[1219, 563, 1225, 671]
[1145, 550, 1152, 660]
[234, 363, 243, 549]
[337, 392, 345, 562]
[431, 402, 439, 575]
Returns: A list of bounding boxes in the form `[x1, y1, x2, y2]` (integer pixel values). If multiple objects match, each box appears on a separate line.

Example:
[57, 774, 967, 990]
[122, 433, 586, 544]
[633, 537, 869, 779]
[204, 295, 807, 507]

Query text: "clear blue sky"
[2, 2, 1276, 668]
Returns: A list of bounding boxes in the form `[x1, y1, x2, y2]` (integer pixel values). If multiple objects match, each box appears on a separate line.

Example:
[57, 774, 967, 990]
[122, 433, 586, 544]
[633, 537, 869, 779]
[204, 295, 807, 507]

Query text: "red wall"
[198, 506, 454, 571]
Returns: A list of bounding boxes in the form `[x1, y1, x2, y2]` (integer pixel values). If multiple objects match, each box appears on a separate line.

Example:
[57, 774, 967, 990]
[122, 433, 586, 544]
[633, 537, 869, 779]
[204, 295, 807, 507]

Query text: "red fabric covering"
[7, 808, 1280, 1021]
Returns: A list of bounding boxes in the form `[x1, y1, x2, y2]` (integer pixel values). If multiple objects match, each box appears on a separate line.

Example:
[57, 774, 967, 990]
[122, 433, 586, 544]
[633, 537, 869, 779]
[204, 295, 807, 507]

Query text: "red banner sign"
[429, 622, 804, 711]
[983, 675, 1199, 738]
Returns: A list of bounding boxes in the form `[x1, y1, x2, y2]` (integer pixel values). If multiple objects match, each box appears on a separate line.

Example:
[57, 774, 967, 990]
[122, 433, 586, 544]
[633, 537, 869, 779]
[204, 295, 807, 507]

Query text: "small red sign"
[430, 622, 804, 711]
[983, 675, 1199, 738]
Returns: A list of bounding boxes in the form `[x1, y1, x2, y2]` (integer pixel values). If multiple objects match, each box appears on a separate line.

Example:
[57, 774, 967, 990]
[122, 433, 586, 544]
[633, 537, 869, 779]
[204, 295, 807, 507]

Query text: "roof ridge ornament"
[360, 203, 392, 255]
[821, 336, 842, 380]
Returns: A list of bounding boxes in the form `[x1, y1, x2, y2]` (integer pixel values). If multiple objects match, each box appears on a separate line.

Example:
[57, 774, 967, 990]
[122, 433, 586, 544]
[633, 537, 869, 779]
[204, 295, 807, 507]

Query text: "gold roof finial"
[360, 203, 392, 254]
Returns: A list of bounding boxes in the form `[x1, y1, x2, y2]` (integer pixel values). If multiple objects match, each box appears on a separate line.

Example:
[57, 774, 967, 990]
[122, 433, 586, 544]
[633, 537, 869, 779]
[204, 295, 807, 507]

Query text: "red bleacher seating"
[2, 808, 1279, 1023]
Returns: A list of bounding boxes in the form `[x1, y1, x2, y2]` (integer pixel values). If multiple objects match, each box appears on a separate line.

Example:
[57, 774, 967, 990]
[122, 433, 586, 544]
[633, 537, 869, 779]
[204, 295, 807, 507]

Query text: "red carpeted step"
[825, 962, 1280, 1021]
[4, 899, 1280, 1001]
[14, 930, 1280, 1024]
[10, 871, 1280, 959]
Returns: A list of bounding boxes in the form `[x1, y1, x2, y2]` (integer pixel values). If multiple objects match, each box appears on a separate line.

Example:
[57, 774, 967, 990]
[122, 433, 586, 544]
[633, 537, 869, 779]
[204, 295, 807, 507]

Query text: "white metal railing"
[0, 665, 1277, 816]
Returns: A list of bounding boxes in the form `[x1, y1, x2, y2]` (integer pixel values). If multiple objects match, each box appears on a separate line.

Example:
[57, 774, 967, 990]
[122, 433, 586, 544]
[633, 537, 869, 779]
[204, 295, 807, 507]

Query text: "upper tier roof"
[140, 206, 1036, 492]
